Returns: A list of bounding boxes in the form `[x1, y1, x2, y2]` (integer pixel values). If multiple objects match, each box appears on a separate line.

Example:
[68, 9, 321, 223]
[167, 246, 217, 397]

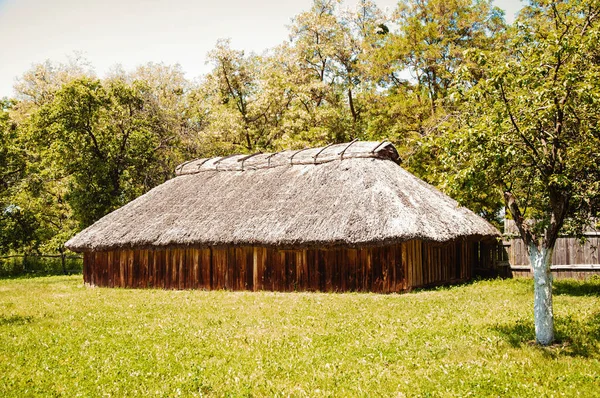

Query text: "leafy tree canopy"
[433, 0, 600, 344]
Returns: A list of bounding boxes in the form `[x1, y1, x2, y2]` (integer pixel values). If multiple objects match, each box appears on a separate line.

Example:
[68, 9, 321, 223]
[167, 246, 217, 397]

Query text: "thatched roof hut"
[67, 141, 500, 292]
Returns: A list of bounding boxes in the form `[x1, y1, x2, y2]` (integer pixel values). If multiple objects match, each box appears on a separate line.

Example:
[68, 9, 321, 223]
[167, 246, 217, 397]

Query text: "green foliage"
[439, 0, 600, 244]
[367, 0, 507, 174]
[0, 100, 36, 253]
[408, 132, 506, 225]
[423, 0, 600, 345]
[0, 100, 24, 198]
[192, 0, 396, 153]
[28, 78, 173, 227]
[0, 1, 514, 254]
[2, 61, 199, 254]
[0, 255, 82, 277]
[0, 277, 599, 396]
[202, 39, 280, 152]
[392, 0, 506, 107]
[1, 0, 598, 269]
[0, 207, 38, 254]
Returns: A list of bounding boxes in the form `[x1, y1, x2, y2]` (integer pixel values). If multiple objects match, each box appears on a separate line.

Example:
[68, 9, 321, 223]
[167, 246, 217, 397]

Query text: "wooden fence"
[0, 254, 83, 275]
[503, 220, 600, 278]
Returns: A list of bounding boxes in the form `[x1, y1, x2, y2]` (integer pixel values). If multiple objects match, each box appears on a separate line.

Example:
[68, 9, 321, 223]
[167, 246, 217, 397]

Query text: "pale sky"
[0, 0, 523, 98]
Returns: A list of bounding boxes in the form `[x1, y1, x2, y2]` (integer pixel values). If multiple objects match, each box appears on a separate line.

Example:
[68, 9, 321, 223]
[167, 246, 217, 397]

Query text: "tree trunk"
[528, 244, 554, 345]
[60, 247, 67, 275]
[348, 88, 358, 124]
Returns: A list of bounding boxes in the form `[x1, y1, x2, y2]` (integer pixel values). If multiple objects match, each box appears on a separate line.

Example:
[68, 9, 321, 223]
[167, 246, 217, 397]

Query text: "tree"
[28, 77, 181, 228]
[444, 0, 600, 344]
[362, 0, 506, 163]
[107, 63, 198, 183]
[2, 60, 98, 260]
[280, 0, 381, 145]
[201, 39, 274, 152]
[0, 100, 21, 199]
[0, 99, 37, 254]
[392, 0, 505, 110]
[4, 61, 199, 260]
[12, 57, 95, 121]
[194, 1, 390, 151]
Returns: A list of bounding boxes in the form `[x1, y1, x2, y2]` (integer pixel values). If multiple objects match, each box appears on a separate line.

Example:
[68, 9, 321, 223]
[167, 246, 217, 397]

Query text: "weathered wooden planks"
[83, 239, 485, 292]
[506, 236, 600, 270]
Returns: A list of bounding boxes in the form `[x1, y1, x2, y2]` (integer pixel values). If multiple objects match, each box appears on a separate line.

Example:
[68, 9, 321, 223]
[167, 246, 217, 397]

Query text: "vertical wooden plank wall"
[83, 239, 481, 292]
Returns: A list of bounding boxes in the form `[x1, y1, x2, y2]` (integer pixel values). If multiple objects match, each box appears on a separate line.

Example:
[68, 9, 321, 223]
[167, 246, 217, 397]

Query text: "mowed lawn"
[1, 276, 599, 397]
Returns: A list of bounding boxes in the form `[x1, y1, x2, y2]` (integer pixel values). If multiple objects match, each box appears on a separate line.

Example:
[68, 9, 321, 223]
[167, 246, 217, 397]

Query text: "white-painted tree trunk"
[529, 244, 554, 345]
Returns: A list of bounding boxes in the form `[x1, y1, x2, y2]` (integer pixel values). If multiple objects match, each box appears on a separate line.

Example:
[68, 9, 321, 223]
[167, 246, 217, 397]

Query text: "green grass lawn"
[1, 276, 599, 397]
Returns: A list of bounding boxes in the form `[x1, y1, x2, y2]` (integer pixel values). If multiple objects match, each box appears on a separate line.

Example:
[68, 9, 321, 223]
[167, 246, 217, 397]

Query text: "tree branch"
[504, 191, 535, 246]
[499, 81, 543, 163]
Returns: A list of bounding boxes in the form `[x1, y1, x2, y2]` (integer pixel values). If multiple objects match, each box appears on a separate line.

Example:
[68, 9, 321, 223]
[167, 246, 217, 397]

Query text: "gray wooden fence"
[503, 220, 600, 279]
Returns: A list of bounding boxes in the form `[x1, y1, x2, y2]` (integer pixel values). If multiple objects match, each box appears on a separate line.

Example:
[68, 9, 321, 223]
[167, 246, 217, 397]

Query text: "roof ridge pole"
[195, 158, 212, 171]
[289, 147, 311, 166]
[370, 139, 389, 154]
[238, 152, 263, 171]
[313, 142, 334, 164]
[265, 150, 281, 168]
[213, 154, 238, 172]
[175, 158, 201, 174]
[338, 138, 359, 160]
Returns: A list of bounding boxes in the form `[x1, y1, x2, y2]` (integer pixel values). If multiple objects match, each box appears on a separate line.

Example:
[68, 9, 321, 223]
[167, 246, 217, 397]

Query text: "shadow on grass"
[493, 312, 600, 358]
[494, 319, 536, 347]
[0, 314, 35, 326]
[407, 275, 505, 294]
[553, 278, 600, 297]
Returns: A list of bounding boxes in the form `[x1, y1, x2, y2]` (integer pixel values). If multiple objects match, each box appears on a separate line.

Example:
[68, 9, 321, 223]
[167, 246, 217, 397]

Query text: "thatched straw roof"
[66, 141, 499, 252]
